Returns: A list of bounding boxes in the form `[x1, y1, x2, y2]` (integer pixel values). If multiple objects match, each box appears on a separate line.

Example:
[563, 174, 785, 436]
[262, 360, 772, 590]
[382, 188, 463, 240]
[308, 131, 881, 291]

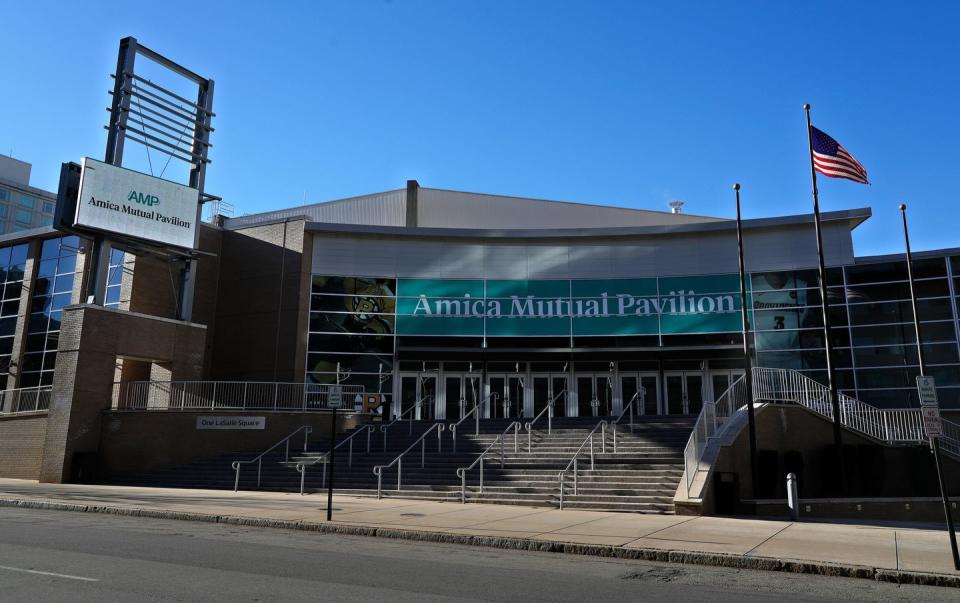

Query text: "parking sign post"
[916, 376, 959, 571]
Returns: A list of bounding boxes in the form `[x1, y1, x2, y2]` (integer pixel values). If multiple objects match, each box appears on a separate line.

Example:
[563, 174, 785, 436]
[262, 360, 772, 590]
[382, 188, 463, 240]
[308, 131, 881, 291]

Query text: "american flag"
[810, 126, 869, 184]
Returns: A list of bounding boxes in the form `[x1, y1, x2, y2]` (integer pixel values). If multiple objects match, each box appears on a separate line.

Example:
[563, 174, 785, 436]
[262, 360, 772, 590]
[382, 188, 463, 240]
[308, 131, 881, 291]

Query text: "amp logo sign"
[128, 190, 160, 206]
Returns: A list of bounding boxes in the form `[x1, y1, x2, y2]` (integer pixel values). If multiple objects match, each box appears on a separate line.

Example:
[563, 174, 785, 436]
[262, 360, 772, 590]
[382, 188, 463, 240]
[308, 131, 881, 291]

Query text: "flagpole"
[804, 103, 846, 494]
[734, 183, 760, 499]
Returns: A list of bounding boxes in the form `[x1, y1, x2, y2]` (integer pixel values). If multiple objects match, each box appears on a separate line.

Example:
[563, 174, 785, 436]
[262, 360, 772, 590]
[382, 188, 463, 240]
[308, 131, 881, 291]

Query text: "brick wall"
[0, 414, 48, 478]
[40, 305, 207, 483]
[210, 220, 309, 382]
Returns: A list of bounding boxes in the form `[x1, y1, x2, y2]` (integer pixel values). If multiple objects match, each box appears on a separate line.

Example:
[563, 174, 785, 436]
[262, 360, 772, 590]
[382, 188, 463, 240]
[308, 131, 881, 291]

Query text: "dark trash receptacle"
[71, 452, 98, 483]
[713, 471, 740, 515]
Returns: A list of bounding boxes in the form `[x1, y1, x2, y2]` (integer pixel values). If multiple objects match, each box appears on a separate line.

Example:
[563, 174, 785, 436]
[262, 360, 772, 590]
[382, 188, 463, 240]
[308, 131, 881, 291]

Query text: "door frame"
[487, 373, 525, 419]
[663, 370, 705, 415]
[707, 369, 746, 404]
[618, 371, 661, 415]
[397, 372, 439, 420]
[529, 373, 569, 417]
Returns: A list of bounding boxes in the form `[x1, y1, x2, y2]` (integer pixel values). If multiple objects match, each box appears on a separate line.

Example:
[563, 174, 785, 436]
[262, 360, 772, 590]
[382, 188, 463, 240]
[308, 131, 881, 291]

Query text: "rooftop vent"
[669, 200, 684, 214]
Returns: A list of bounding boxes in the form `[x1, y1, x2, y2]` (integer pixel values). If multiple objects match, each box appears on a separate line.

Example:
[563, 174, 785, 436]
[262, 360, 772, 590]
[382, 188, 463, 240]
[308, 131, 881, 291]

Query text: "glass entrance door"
[620, 373, 660, 415]
[444, 374, 480, 421]
[664, 371, 704, 415]
[709, 370, 745, 404]
[489, 374, 525, 418]
[531, 374, 567, 418]
[575, 374, 615, 417]
[398, 373, 437, 420]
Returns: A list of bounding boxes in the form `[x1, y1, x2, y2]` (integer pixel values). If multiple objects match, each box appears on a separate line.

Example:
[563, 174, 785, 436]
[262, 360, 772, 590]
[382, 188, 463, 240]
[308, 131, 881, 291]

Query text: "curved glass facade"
[308, 253, 960, 409]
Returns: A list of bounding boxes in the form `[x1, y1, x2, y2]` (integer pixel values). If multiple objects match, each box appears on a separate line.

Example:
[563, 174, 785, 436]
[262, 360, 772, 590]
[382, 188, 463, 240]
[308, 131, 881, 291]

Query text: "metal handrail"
[449, 393, 499, 452]
[294, 423, 377, 495]
[231, 425, 312, 492]
[557, 419, 608, 510]
[610, 388, 644, 454]
[524, 390, 564, 452]
[455, 421, 521, 503]
[373, 422, 445, 499]
[119, 380, 366, 412]
[681, 366, 960, 498]
[0, 386, 53, 414]
[380, 395, 433, 449]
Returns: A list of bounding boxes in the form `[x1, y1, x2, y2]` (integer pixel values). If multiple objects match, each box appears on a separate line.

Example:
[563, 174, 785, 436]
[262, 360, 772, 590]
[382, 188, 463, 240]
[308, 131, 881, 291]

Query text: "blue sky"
[3, 1, 958, 256]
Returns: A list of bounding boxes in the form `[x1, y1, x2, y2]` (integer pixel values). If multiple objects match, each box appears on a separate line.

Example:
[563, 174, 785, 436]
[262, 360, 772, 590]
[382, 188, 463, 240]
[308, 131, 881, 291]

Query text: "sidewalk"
[0, 479, 956, 588]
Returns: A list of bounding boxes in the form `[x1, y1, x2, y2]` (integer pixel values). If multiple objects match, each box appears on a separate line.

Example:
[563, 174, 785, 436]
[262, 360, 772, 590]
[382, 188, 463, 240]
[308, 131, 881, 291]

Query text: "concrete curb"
[0, 497, 957, 589]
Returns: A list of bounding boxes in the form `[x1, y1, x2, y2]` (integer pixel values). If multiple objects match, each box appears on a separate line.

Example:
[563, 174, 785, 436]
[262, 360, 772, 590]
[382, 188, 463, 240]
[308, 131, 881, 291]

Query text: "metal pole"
[734, 183, 760, 499]
[326, 409, 336, 521]
[931, 437, 960, 570]
[804, 104, 845, 493]
[901, 203, 959, 570]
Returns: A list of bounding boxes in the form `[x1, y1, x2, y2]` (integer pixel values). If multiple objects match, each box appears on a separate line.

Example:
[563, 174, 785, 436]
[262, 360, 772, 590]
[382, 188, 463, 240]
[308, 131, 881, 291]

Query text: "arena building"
[0, 178, 956, 515]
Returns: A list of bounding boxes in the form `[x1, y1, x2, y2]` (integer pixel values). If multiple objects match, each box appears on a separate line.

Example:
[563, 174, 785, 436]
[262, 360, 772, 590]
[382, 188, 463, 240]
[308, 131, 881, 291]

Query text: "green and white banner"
[395, 275, 744, 337]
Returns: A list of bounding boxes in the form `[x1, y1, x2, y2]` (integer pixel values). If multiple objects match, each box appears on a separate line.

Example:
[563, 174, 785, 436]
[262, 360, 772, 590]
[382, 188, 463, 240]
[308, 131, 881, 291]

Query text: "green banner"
[395, 275, 745, 337]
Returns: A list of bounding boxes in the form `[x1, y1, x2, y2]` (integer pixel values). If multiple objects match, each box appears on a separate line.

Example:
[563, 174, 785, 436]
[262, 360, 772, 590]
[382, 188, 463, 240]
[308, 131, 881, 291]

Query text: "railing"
[609, 388, 645, 453]
[114, 380, 367, 412]
[232, 425, 312, 491]
[380, 395, 432, 450]
[753, 367, 927, 445]
[682, 367, 960, 498]
[942, 418, 960, 458]
[449, 393, 499, 452]
[455, 421, 521, 503]
[557, 419, 608, 510]
[373, 422, 445, 499]
[525, 390, 564, 452]
[295, 424, 377, 495]
[0, 386, 52, 414]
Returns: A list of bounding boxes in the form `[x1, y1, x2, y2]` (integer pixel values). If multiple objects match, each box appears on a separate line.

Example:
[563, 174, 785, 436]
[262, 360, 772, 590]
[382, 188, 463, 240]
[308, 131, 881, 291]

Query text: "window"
[17, 195, 34, 209]
[0, 243, 28, 389]
[14, 209, 31, 226]
[104, 248, 127, 308]
[42, 202, 55, 215]
[307, 275, 397, 388]
[21, 236, 80, 387]
[0, 188, 10, 202]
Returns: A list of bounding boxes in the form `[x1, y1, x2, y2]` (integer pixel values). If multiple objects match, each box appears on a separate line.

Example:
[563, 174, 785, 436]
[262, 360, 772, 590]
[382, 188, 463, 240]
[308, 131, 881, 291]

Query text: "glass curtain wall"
[752, 257, 960, 408]
[0, 243, 28, 388]
[306, 276, 396, 397]
[21, 236, 81, 387]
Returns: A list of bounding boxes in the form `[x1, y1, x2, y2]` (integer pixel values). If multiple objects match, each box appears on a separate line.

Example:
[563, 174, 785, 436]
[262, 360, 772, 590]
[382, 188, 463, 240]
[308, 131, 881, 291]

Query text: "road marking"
[0, 564, 99, 582]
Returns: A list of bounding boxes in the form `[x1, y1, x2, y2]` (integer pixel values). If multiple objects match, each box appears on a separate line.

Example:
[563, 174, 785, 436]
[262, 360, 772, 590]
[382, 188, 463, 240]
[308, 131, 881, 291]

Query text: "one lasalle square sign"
[394, 275, 745, 337]
[74, 157, 199, 250]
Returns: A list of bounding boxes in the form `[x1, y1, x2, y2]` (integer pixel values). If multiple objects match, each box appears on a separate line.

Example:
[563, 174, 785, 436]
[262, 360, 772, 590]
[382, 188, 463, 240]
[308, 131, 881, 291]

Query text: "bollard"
[787, 472, 799, 521]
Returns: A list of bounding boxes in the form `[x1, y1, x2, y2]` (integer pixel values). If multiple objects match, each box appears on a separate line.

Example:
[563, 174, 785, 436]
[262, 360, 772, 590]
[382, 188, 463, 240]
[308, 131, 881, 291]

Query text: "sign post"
[915, 376, 959, 570]
[326, 388, 342, 522]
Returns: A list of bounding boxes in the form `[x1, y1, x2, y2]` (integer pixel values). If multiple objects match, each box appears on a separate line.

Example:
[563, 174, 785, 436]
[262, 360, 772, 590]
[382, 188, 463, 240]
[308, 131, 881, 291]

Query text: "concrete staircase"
[116, 417, 693, 513]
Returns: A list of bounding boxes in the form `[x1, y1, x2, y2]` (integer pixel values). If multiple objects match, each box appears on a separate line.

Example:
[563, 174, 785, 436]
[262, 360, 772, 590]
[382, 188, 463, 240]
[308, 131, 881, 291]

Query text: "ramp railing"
[295, 423, 377, 495]
[610, 388, 644, 453]
[449, 393, 499, 452]
[455, 421, 521, 503]
[232, 425, 312, 491]
[683, 367, 960, 498]
[380, 395, 432, 449]
[373, 422, 445, 499]
[557, 419, 608, 509]
[525, 390, 564, 452]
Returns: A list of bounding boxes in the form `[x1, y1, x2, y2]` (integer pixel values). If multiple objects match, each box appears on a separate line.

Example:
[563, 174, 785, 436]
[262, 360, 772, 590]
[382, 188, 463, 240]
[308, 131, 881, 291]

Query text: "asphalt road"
[0, 508, 953, 602]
